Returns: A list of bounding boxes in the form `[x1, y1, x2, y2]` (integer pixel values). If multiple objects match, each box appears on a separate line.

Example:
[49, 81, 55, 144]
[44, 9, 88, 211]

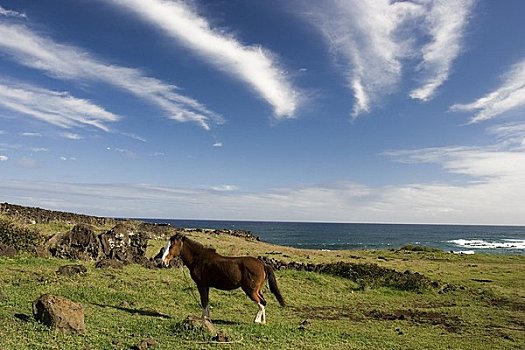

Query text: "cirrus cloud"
[0, 80, 120, 132]
[108, 0, 301, 120]
[0, 22, 222, 129]
[299, 0, 474, 116]
[451, 58, 525, 123]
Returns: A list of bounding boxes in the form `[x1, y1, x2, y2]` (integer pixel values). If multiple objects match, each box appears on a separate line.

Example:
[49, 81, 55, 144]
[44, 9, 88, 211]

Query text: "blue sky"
[1, 0, 525, 224]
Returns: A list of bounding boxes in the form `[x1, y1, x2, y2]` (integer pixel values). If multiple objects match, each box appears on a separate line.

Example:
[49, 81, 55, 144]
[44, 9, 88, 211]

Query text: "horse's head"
[161, 233, 184, 267]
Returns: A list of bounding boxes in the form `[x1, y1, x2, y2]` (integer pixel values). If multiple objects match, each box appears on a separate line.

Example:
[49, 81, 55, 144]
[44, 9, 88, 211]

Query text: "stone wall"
[0, 202, 116, 227]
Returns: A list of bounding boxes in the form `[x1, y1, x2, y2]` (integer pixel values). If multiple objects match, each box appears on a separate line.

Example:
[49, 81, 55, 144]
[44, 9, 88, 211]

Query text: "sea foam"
[448, 239, 525, 250]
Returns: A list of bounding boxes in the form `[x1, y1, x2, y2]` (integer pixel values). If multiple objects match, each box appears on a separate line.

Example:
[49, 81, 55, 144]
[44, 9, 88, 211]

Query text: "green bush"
[0, 217, 45, 253]
[398, 244, 442, 253]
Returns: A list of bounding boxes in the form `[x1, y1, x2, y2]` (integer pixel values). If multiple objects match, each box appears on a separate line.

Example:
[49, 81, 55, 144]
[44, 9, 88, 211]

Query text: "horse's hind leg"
[243, 282, 266, 324]
[255, 302, 266, 324]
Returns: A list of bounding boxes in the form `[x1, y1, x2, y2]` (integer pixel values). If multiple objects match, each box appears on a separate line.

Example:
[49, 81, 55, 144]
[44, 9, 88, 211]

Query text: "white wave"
[448, 239, 525, 250]
[452, 250, 475, 255]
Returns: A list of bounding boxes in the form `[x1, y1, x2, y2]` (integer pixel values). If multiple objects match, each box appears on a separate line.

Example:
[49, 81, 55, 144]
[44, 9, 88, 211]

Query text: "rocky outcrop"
[99, 223, 148, 264]
[50, 222, 150, 264]
[52, 224, 103, 261]
[32, 294, 85, 333]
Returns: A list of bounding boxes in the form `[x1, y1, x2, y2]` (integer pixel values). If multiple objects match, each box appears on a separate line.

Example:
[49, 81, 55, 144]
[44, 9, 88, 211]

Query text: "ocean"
[142, 219, 525, 255]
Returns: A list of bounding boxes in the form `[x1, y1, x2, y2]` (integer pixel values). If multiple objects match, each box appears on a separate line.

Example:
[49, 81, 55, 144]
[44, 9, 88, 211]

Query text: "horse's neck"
[180, 239, 217, 269]
[180, 240, 204, 269]
[179, 243, 195, 268]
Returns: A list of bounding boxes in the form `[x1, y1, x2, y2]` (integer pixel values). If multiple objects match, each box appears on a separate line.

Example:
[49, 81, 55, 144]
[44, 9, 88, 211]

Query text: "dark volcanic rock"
[99, 223, 148, 264]
[95, 258, 124, 269]
[52, 224, 102, 260]
[51, 222, 150, 264]
[56, 264, 88, 276]
[32, 294, 85, 333]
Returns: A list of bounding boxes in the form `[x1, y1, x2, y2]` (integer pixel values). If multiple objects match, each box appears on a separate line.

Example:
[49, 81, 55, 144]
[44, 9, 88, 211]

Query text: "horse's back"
[198, 255, 265, 290]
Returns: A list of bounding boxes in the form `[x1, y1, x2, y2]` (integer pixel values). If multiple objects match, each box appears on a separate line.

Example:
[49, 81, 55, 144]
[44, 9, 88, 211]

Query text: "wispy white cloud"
[3, 128, 525, 224]
[0, 155, 8, 161]
[212, 142, 223, 148]
[386, 146, 525, 180]
[450, 58, 525, 123]
[108, 0, 301, 119]
[61, 132, 83, 140]
[211, 184, 238, 192]
[30, 147, 48, 152]
[0, 5, 26, 19]
[487, 122, 525, 148]
[0, 23, 222, 129]
[300, 0, 473, 116]
[410, 0, 474, 101]
[106, 147, 136, 158]
[19, 132, 42, 137]
[119, 132, 147, 143]
[11, 117, 525, 224]
[0, 81, 120, 132]
[305, 0, 420, 116]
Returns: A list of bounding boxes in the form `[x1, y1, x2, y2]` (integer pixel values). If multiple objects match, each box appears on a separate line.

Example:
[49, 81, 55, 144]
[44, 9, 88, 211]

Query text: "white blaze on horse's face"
[161, 240, 172, 267]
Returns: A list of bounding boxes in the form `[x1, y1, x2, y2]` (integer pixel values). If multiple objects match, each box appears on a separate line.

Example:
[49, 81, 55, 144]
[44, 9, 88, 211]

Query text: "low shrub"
[0, 217, 45, 253]
[319, 262, 437, 292]
[398, 244, 442, 253]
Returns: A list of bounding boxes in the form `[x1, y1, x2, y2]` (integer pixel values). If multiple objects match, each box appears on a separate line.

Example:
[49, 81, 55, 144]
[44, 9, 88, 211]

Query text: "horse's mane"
[182, 236, 217, 256]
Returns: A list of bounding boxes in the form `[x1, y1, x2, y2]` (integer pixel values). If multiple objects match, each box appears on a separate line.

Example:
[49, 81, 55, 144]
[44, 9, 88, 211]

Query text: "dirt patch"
[0, 243, 16, 257]
[292, 305, 363, 321]
[486, 297, 525, 312]
[366, 309, 462, 333]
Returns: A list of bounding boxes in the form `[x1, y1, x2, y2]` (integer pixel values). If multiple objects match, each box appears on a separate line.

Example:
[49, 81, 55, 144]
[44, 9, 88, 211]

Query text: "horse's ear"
[174, 232, 185, 241]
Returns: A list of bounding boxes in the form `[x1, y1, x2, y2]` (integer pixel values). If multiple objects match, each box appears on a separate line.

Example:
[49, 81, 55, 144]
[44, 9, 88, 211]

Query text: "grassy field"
[1, 231, 524, 349]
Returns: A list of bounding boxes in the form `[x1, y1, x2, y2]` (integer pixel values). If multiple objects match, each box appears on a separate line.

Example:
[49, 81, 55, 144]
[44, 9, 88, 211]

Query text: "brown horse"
[161, 233, 285, 324]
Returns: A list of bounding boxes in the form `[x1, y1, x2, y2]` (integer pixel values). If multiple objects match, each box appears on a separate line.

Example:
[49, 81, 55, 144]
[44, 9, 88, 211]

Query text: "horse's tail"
[264, 264, 286, 307]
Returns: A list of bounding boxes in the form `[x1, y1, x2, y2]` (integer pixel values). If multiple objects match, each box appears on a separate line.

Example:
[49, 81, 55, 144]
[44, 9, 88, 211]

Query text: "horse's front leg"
[197, 285, 210, 319]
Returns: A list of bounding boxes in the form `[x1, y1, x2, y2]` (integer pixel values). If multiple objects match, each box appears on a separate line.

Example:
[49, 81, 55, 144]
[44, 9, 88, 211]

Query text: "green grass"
[1, 245, 524, 350]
